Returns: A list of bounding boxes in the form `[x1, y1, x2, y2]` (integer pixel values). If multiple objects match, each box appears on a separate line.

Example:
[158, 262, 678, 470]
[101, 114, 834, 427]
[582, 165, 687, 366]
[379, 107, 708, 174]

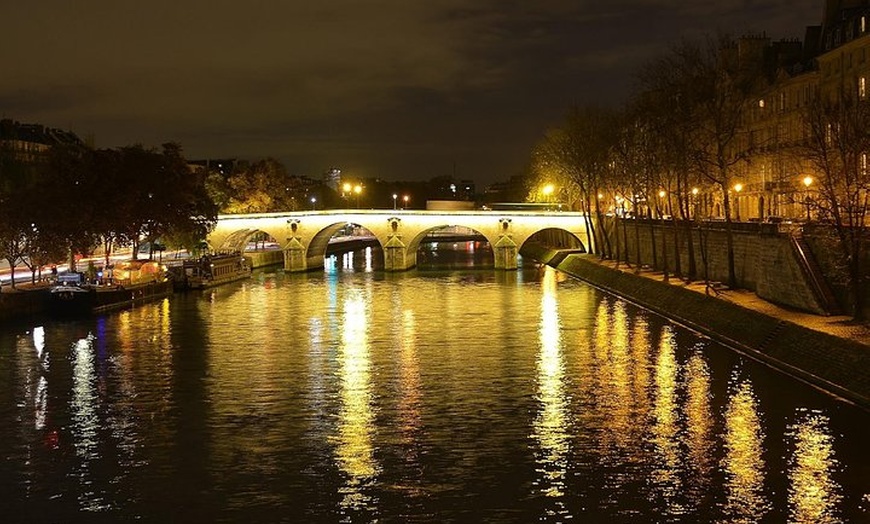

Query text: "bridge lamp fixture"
[311, 196, 317, 210]
[403, 195, 409, 209]
[393, 193, 398, 210]
[352, 184, 363, 208]
[542, 184, 555, 203]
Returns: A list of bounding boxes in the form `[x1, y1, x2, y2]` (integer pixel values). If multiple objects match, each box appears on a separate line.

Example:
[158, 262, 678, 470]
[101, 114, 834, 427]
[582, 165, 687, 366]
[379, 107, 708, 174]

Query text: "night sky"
[3, 1, 821, 186]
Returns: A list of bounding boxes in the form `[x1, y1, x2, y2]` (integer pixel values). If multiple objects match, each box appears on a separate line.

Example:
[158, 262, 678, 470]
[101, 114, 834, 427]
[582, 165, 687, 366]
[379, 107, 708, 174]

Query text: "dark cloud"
[0, 0, 822, 184]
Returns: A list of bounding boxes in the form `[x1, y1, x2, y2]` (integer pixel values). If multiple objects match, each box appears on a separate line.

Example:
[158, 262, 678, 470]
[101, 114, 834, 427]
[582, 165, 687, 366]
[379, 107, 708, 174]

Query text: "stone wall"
[600, 218, 827, 314]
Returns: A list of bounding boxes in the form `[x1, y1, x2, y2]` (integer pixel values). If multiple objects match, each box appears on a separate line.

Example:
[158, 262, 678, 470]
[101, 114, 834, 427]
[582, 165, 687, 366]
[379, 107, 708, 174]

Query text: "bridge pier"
[383, 217, 412, 271]
[284, 238, 307, 272]
[494, 219, 518, 270]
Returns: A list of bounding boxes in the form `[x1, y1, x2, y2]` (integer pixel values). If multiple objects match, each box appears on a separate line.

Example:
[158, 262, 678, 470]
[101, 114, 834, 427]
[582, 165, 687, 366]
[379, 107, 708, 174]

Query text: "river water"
[1, 245, 868, 523]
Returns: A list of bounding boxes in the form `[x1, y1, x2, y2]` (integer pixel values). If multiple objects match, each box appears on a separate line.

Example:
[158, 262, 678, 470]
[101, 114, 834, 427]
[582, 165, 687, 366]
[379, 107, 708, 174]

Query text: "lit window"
[863, 16, 867, 33]
[860, 77, 867, 99]
[758, 99, 765, 108]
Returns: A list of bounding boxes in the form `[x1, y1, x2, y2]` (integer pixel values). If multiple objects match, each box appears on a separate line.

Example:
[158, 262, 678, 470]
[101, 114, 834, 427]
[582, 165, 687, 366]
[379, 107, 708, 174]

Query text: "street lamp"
[354, 184, 362, 208]
[691, 187, 699, 219]
[341, 182, 352, 209]
[311, 196, 317, 210]
[803, 176, 813, 221]
[542, 184, 555, 202]
[658, 189, 666, 219]
[393, 193, 398, 210]
[403, 195, 409, 209]
[733, 183, 743, 221]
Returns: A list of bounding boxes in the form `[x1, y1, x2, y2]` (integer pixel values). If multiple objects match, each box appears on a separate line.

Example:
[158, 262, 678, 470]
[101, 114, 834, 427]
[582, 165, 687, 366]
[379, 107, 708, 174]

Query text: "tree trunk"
[583, 197, 595, 255]
[850, 235, 865, 320]
[633, 217, 642, 273]
[594, 196, 612, 259]
[649, 209, 658, 269]
[722, 189, 737, 288]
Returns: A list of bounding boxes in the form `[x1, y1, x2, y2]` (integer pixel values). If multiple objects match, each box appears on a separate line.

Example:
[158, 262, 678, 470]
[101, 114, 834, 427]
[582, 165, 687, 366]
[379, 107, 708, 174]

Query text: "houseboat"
[50, 260, 173, 315]
[173, 251, 251, 290]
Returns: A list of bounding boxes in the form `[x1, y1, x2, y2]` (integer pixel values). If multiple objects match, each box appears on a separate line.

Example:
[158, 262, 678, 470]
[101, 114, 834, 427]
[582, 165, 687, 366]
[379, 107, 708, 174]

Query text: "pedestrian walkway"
[600, 258, 870, 348]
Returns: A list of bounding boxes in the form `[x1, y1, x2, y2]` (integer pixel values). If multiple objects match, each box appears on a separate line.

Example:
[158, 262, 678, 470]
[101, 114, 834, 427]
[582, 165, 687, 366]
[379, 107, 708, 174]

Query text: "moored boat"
[50, 260, 173, 315]
[172, 251, 251, 290]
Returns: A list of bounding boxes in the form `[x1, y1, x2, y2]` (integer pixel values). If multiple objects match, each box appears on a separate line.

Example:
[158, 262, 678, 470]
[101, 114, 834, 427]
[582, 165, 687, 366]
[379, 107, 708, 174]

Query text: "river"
[1, 244, 868, 523]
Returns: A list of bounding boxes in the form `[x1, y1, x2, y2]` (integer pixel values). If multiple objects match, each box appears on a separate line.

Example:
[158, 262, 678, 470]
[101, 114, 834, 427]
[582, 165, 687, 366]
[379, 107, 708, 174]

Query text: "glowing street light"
[393, 193, 398, 210]
[542, 184, 555, 201]
[354, 184, 362, 208]
[403, 195, 409, 209]
[310, 196, 317, 210]
[803, 176, 813, 220]
[732, 182, 743, 221]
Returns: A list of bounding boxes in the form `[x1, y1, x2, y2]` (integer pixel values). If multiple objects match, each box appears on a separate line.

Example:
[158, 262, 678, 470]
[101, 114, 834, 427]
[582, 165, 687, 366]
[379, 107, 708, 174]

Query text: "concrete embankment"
[524, 244, 870, 411]
[0, 288, 49, 324]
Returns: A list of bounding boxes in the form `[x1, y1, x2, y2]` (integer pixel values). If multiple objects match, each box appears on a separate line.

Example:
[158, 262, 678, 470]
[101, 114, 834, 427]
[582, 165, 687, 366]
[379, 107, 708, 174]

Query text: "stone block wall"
[599, 218, 826, 314]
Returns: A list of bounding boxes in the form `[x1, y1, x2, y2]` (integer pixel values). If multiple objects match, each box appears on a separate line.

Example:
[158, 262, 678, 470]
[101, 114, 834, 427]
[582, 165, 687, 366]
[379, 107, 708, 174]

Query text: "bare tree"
[799, 88, 870, 319]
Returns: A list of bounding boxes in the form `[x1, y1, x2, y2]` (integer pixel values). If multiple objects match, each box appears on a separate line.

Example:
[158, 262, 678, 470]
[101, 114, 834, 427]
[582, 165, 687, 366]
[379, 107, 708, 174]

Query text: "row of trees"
[0, 143, 217, 287]
[530, 35, 870, 319]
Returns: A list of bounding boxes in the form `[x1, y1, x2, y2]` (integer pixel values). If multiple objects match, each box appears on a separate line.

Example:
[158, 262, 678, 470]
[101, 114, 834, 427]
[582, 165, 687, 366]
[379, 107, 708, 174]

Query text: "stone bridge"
[208, 209, 592, 271]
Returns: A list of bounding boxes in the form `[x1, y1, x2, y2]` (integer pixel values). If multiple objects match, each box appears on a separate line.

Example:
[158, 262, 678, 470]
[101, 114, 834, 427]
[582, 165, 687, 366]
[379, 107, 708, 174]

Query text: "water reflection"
[335, 291, 378, 518]
[720, 376, 770, 523]
[649, 326, 685, 517]
[532, 268, 570, 520]
[71, 334, 109, 511]
[683, 348, 715, 509]
[1, 262, 868, 522]
[787, 409, 843, 524]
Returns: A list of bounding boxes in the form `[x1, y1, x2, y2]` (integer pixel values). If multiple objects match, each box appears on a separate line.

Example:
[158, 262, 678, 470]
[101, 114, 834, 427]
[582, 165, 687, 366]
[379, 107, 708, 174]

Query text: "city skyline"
[2, 1, 820, 184]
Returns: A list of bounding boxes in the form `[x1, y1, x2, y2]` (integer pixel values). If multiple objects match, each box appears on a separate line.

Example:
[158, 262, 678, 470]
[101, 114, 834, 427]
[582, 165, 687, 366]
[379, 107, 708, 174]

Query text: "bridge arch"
[208, 210, 593, 272]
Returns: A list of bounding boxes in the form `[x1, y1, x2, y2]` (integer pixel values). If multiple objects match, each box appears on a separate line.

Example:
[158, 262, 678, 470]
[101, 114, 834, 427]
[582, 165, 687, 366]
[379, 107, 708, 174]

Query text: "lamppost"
[354, 184, 362, 208]
[733, 183, 743, 221]
[542, 184, 555, 205]
[691, 187, 699, 219]
[658, 190, 666, 219]
[803, 176, 813, 221]
[403, 195, 409, 209]
[310, 196, 317, 210]
[342, 182, 352, 208]
[393, 193, 398, 210]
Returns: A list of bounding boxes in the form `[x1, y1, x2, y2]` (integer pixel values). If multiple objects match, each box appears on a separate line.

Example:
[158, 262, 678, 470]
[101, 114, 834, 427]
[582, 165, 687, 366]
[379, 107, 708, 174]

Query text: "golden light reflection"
[721, 378, 770, 523]
[532, 268, 570, 518]
[335, 292, 378, 513]
[650, 326, 684, 513]
[399, 310, 421, 436]
[683, 349, 714, 508]
[787, 409, 843, 524]
[600, 301, 633, 452]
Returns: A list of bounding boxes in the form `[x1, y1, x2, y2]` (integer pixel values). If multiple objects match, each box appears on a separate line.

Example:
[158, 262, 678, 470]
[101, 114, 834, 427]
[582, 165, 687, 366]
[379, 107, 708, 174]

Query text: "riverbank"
[524, 244, 870, 411]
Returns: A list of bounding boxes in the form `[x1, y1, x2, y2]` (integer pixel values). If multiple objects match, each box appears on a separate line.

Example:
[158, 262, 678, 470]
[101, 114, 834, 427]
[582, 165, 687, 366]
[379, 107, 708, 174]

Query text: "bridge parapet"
[209, 209, 591, 272]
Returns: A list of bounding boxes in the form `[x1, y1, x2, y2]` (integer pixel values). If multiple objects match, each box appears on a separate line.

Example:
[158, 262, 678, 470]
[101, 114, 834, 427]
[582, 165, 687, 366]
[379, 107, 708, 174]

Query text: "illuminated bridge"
[208, 209, 592, 272]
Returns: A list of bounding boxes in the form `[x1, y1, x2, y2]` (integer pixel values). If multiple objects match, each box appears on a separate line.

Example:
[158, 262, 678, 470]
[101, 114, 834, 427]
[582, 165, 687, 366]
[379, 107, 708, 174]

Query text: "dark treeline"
[0, 142, 216, 287]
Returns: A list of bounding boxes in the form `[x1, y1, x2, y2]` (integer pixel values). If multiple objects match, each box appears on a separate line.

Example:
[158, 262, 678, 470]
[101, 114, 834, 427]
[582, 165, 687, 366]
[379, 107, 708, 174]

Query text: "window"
[860, 76, 867, 99]
[758, 99, 765, 108]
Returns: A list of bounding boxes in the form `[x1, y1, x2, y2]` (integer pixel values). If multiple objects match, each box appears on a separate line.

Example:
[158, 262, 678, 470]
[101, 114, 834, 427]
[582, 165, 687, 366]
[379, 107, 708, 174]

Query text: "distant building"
[188, 158, 237, 176]
[731, 0, 870, 221]
[323, 167, 341, 192]
[0, 119, 85, 162]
